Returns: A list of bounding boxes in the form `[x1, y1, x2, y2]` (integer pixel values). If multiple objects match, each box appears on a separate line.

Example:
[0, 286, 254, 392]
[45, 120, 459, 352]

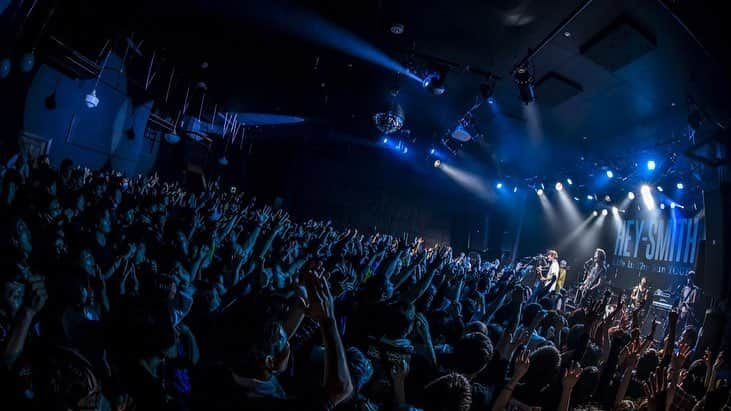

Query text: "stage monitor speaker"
[700, 189, 725, 298]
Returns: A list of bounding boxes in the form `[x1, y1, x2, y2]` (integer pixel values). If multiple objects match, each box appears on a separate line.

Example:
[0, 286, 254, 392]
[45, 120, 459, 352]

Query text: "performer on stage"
[677, 271, 700, 330]
[631, 277, 650, 308]
[537, 250, 560, 291]
[556, 260, 568, 291]
[576, 248, 608, 306]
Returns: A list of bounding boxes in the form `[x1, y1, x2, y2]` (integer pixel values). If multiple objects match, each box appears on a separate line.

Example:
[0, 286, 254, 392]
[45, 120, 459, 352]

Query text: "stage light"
[593, 210, 599, 216]
[670, 202, 676, 209]
[647, 160, 656, 170]
[601, 209, 608, 216]
[574, 197, 580, 201]
[555, 182, 563, 191]
[628, 192, 635, 200]
[487, 97, 495, 104]
[612, 206, 619, 215]
[514, 66, 535, 104]
[604, 195, 611, 202]
[641, 185, 656, 210]
[430, 148, 436, 155]
[433, 160, 441, 168]
[85, 89, 99, 108]
[676, 182, 684, 189]
[566, 178, 573, 185]
[383, 137, 389, 143]
[496, 182, 503, 189]
[660, 203, 665, 210]
[606, 170, 614, 178]
[513, 186, 518, 193]
[402, 146, 408, 154]
[164, 133, 181, 144]
[422, 69, 447, 95]
[373, 103, 405, 134]
[536, 188, 544, 196]
[479, 78, 495, 103]
[587, 195, 594, 200]
[657, 186, 663, 192]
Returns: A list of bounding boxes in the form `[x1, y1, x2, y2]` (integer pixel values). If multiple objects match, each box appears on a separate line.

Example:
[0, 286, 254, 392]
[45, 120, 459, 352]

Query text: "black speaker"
[700, 189, 725, 297]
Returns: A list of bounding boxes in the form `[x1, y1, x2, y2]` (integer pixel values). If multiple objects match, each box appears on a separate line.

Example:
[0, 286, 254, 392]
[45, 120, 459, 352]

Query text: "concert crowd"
[0, 151, 728, 411]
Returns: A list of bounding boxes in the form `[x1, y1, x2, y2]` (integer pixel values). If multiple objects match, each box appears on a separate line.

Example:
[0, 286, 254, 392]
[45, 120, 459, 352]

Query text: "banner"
[609, 215, 703, 290]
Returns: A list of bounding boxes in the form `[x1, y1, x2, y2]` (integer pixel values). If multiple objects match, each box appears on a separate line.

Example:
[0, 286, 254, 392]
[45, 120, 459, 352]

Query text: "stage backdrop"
[605, 211, 704, 292]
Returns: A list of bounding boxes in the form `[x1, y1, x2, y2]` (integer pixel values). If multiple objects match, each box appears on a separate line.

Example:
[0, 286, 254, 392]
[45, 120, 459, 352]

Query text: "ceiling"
[20, 0, 731, 196]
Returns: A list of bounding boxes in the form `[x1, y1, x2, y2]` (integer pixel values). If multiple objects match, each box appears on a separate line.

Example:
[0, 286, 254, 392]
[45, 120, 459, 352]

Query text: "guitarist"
[677, 271, 700, 331]
[576, 248, 608, 306]
[536, 250, 560, 291]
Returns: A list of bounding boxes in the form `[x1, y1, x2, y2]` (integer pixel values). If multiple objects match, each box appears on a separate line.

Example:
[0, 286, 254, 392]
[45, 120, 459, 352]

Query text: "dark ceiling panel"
[535, 72, 583, 107]
[580, 15, 657, 72]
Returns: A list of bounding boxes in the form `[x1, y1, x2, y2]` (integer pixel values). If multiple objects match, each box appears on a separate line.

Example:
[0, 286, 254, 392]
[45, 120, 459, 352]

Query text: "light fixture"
[641, 185, 656, 210]
[85, 89, 100, 108]
[430, 148, 436, 155]
[555, 182, 563, 191]
[563, 31, 571, 37]
[670, 202, 676, 209]
[513, 186, 518, 193]
[20, 52, 35, 73]
[593, 210, 599, 216]
[604, 195, 611, 202]
[566, 178, 573, 185]
[536, 188, 544, 196]
[587, 195, 594, 200]
[390, 23, 405, 35]
[514, 66, 535, 104]
[573, 197, 580, 201]
[647, 160, 656, 170]
[422, 67, 447, 95]
[612, 206, 619, 215]
[0, 57, 11, 79]
[383, 137, 389, 143]
[606, 170, 614, 178]
[451, 114, 481, 142]
[601, 209, 608, 216]
[660, 203, 665, 210]
[628, 192, 635, 200]
[373, 103, 405, 134]
[402, 146, 408, 154]
[479, 77, 496, 103]
[496, 182, 503, 189]
[433, 160, 441, 168]
[676, 182, 684, 189]
[657, 186, 663, 192]
[164, 133, 181, 144]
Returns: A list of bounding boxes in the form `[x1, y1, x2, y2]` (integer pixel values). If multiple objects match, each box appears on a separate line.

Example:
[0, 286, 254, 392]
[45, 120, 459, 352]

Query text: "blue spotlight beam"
[251, 3, 420, 82]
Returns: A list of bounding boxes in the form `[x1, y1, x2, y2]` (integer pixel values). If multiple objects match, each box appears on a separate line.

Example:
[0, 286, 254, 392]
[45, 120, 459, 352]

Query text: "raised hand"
[671, 343, 693, 370]
[496, 329, 530, 361]
[643, 367, 671, 410]
[563, 362, 583, 390]
[256, 206, 272, 226]
[306, 273, 335, 321]
[24, 275, 48, 315]
[389, 358, 410, 384]
[512, 349, 530, 381]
